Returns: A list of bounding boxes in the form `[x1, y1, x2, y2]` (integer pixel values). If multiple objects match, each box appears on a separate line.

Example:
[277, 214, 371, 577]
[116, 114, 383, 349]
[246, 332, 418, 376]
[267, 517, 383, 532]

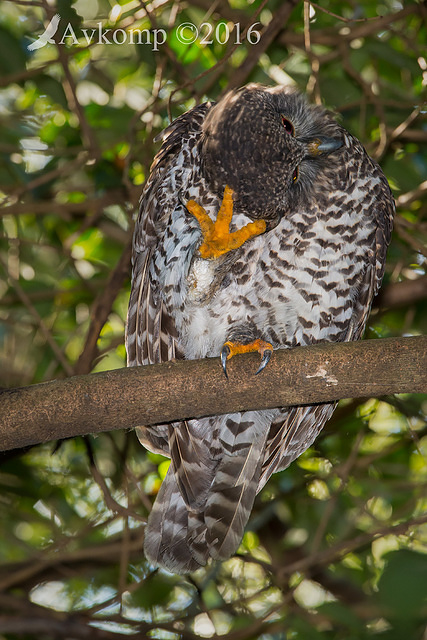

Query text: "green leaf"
[378, 550, 427, 619]
[36, 74, 68, 109]
[131, 572, 176, 609]
[0, 26, 27, 74]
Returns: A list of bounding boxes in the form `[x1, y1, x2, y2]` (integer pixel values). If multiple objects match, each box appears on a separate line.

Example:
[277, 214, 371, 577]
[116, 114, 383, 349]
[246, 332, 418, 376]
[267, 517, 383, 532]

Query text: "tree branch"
[225, 0, 300, 91]
[0, 336, 425, 453]
[73, 236, 132, 375]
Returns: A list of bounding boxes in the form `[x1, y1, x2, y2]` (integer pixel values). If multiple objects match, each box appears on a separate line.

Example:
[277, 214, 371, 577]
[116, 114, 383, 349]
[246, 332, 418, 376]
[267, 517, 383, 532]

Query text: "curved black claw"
[221, 344, 230, 379]
[256, 348, 273, 375]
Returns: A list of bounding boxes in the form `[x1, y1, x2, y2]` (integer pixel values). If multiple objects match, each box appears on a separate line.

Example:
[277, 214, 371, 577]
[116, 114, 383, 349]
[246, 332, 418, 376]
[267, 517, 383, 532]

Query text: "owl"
[126, 84, 394, 574]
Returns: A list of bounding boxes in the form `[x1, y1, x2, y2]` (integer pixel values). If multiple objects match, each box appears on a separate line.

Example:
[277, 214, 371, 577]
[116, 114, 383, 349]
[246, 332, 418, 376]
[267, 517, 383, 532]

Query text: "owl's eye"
[292, 167, 299, 182]
[282, 116, 294, 135]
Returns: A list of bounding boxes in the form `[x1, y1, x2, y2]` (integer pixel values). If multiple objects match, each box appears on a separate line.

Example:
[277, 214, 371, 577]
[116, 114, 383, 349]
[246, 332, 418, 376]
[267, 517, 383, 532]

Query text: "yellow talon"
[221, 338, 273, 378]
[186, 185, 266, 260]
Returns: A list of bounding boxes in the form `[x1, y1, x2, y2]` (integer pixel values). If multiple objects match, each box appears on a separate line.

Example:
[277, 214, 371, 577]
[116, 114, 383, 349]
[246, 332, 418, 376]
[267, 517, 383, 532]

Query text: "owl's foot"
[186, 185, 266, 260]
[221, 338, 273, 378]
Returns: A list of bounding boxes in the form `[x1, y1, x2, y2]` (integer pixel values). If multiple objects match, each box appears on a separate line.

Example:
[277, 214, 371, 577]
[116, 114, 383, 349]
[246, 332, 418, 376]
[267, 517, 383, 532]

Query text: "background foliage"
[0, 0, 426, 638]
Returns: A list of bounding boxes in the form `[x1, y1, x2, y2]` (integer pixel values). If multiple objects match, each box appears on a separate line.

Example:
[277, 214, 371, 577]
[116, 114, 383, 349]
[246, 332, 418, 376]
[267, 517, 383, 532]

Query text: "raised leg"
[186, 186, 266, 260]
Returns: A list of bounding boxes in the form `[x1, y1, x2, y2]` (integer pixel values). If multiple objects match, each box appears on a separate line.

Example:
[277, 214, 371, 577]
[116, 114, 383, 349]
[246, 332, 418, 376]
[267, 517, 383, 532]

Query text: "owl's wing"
[258, 167, 395, 491]
[126, 103, 210, 456]
[127, 103, 210, 366]
[352, 173, 394, 340]
[258, 404, 335, 491]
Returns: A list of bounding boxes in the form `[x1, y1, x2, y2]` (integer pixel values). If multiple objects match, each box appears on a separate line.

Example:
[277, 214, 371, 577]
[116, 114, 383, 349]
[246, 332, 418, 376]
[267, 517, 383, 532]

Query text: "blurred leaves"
[378, 550, 427, 621]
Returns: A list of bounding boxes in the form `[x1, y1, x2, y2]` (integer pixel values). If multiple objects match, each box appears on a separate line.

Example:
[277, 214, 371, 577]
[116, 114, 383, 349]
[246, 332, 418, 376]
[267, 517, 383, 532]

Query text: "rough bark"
[0, 336, 425, 452]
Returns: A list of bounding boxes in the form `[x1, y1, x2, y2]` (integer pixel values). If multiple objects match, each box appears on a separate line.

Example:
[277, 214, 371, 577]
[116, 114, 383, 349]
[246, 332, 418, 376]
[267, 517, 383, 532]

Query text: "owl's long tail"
[143, 413, 271, 573]
[143, 469, 203, 573]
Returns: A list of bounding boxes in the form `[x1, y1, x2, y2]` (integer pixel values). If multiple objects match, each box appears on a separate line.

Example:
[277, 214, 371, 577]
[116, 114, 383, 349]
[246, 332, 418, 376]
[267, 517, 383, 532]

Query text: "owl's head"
[200, 84, 344, 224]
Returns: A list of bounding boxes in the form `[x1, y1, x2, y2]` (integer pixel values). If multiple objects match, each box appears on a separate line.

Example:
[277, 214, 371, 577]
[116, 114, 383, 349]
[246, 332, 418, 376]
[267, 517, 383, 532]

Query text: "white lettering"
[81, 28, 96, 45]
[59, 23, 79, 45]
[129, 28, 151, 45]
[98, 24, 111, 44]
[112, 29, 126, 45]
[152, 28, 166, 51]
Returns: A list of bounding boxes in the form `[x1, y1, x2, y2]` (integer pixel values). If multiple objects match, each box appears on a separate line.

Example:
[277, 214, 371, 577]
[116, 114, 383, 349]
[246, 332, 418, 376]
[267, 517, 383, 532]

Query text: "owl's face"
[201, 84, 344, 224]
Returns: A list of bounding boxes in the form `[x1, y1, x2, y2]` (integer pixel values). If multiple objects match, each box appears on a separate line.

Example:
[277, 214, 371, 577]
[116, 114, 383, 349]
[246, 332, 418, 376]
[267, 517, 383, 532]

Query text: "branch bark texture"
[0, 336, 425, 453]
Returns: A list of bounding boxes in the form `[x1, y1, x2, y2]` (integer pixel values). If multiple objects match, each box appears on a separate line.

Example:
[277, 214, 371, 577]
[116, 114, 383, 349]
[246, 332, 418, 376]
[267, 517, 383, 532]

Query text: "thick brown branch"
[0, 336, 425, 453]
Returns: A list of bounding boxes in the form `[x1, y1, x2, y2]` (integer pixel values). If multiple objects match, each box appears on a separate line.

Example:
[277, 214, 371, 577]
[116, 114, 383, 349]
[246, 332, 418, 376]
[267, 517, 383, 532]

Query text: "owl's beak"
[307, 136, 343, 156]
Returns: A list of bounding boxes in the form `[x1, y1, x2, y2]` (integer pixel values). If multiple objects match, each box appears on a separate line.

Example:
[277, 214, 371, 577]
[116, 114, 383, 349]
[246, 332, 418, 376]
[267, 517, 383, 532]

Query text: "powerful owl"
[126, 84, 394, 573]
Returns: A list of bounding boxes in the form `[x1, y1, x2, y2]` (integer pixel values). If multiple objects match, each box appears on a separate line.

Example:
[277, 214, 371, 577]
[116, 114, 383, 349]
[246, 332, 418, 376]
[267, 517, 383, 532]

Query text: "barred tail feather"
[168, 421, 214, 509]
[187, 510, 209, 566]
[205, 444, 265, 560]
[144, 467, 203, 574]
[144, 414, 273, 572]
[145, 459, 262, 571]
[144, 445, 265, 572]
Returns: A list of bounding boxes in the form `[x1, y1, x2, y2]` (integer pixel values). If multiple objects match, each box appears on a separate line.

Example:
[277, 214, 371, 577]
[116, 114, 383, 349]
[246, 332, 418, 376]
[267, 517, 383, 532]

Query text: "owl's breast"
[160, 180, 378, 360]
[180, 201, 376, 357]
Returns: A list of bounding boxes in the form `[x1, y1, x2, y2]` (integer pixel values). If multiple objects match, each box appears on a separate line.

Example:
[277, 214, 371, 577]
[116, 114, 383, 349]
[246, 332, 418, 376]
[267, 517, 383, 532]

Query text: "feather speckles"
[126, 83, 395, 574]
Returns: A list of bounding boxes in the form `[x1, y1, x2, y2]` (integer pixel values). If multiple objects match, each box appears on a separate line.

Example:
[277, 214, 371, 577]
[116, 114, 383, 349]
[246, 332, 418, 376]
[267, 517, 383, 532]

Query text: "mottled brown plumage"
[126, 84, 394, 573]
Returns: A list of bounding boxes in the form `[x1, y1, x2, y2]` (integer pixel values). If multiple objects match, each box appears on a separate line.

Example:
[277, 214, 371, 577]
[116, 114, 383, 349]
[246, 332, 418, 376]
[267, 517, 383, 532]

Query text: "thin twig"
[0, 256, 73, 376]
